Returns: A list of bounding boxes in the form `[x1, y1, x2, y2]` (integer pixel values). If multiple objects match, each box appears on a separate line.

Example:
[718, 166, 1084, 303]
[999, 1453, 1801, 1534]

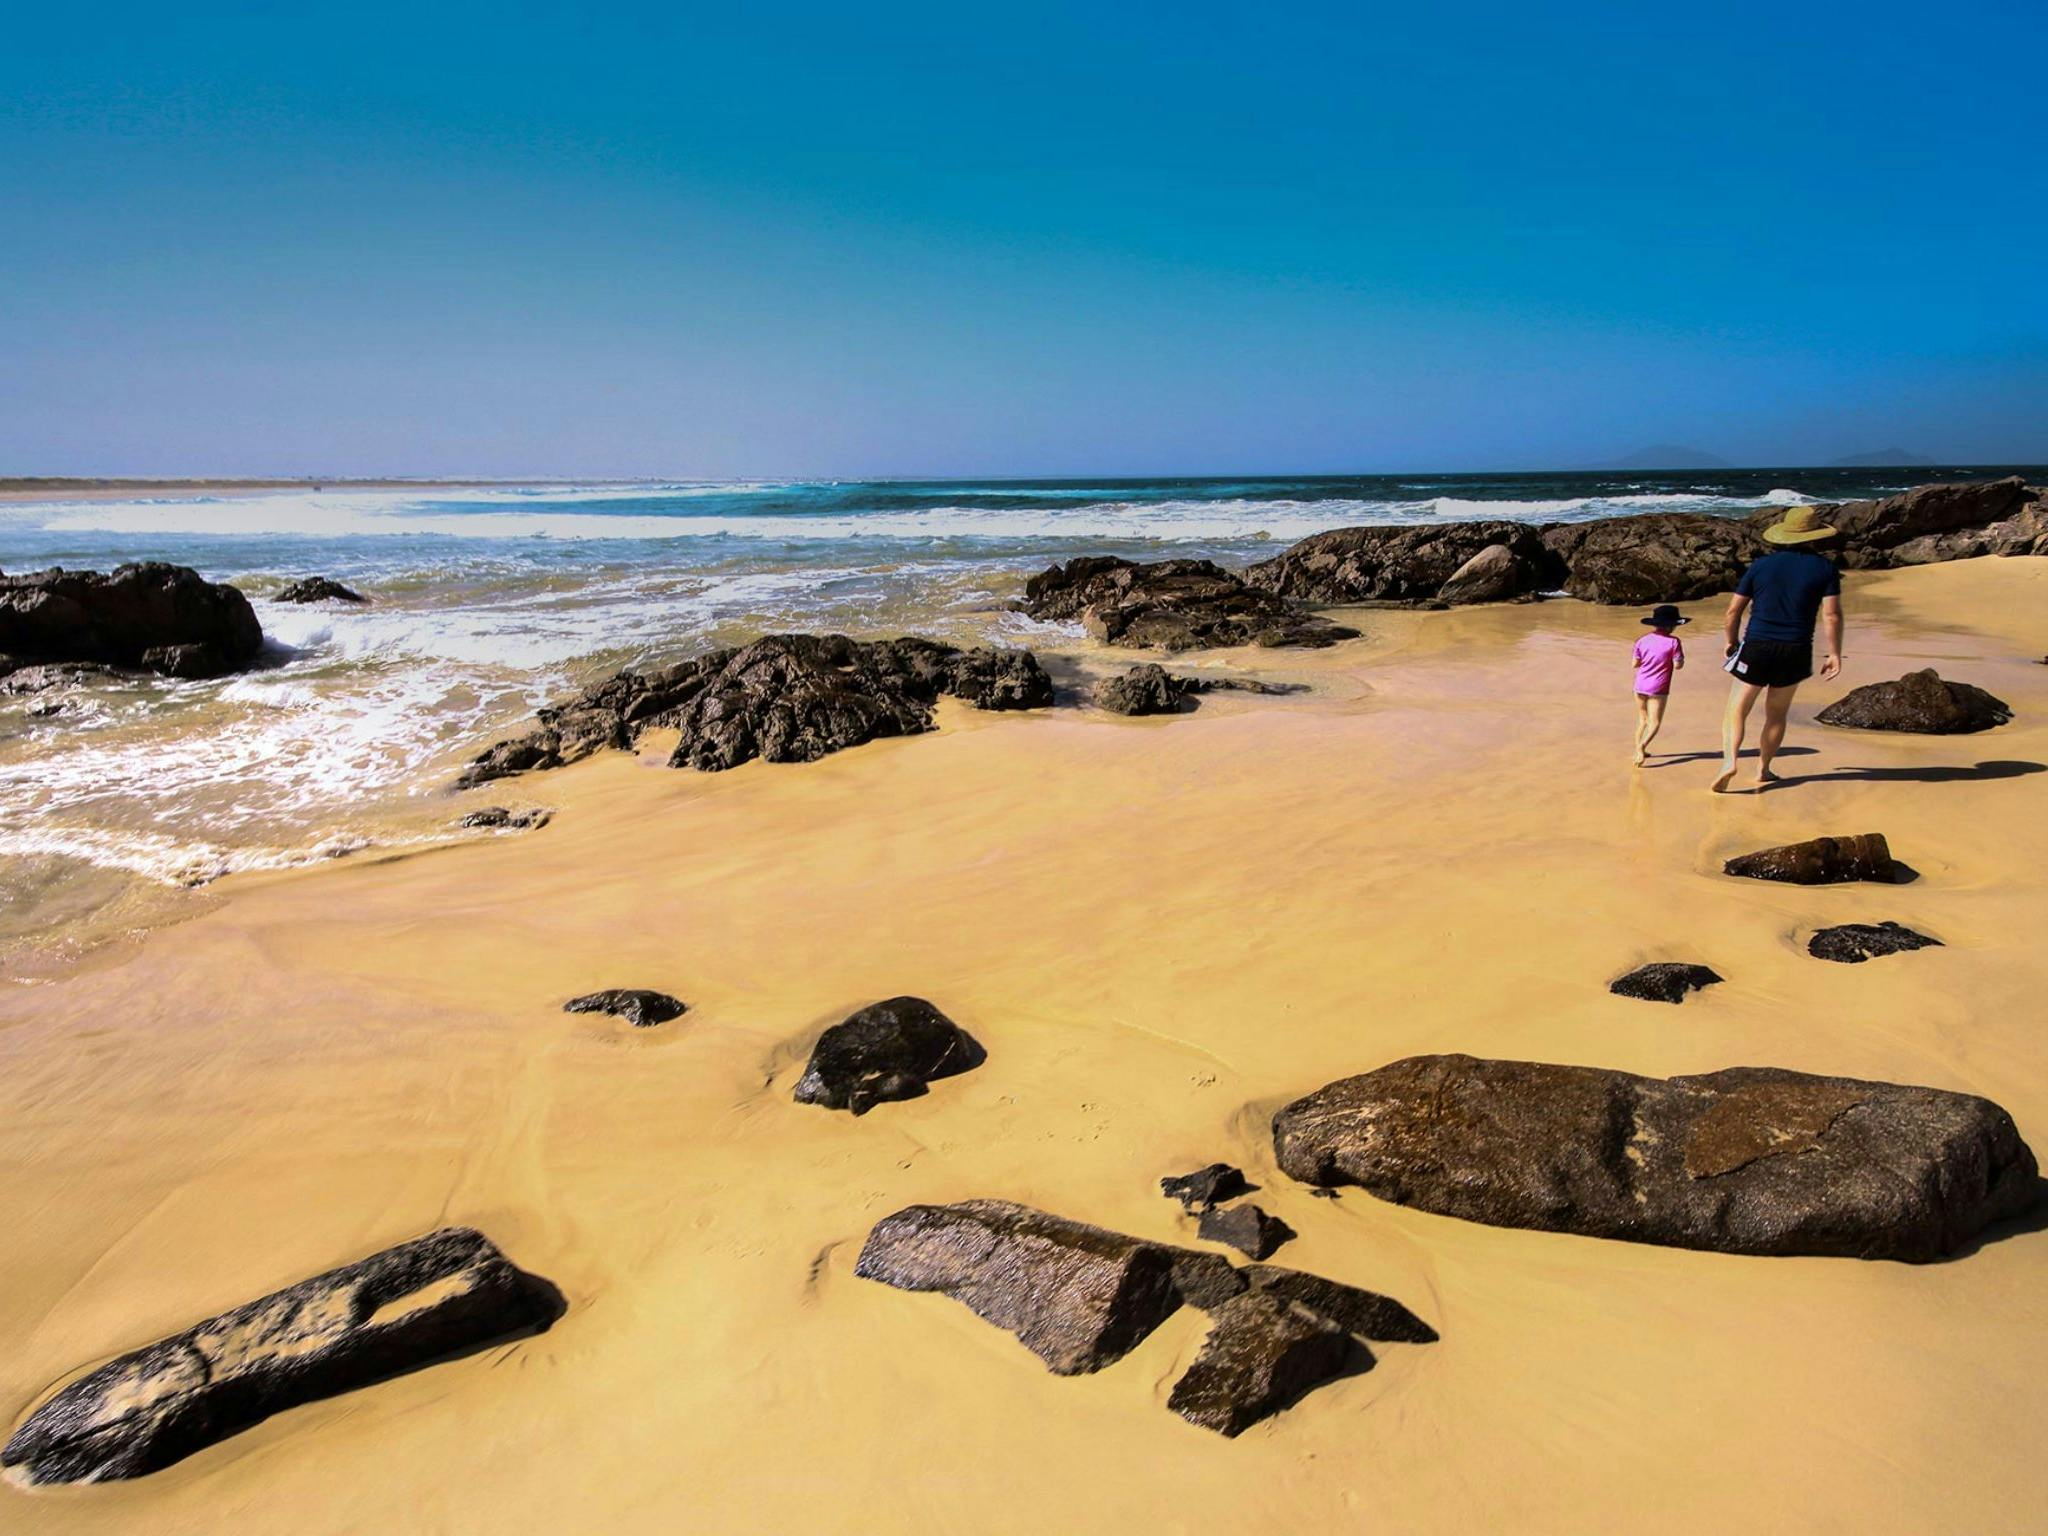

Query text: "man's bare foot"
[1711, 762, 1738, 793]
[1752, 768, 1782, 789]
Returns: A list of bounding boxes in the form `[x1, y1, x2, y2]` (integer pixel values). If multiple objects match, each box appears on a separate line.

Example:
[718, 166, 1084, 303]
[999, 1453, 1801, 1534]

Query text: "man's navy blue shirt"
[1736, 550, 1841, 645]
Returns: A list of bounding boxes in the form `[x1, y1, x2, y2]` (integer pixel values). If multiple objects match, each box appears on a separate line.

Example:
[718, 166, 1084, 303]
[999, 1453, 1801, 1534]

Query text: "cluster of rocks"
[854, 1198, 1434, 1436]
[458, 633, 1053, 787]
[1160, 1160, 1295, 1259]
[1, 562, 264, 682]
[1016, 556, 1358, 650]
[1817, 669, 2013, 734]
[1092, 662, 1303, 716]
[1, 1228, 562, 1485]
[1272, 1054, 2037, 1260]
[1236, 476, 2046, 609]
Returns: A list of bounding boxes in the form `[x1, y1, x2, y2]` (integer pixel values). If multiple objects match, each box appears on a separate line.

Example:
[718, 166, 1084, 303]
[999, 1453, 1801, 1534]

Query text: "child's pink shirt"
[1633, 632, 1682, 695]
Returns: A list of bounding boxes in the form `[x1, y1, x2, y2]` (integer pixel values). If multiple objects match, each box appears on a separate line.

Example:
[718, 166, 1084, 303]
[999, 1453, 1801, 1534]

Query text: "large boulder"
[1273, 1054, 2038, 1260]
[1724, 833, 1900, 885]
[1543, 513, 1760, 604]
[1, 1228, 562, 1485]
[1805, 477, 2039, 568]
[0, 563, 263, 681]
[792, 996, 985, 1115]
[1019, 557, 1357, 650]
[1816, 670, 2012, 734]
[1244, 521, 1555, 605]
[458, 634, 1052, 787]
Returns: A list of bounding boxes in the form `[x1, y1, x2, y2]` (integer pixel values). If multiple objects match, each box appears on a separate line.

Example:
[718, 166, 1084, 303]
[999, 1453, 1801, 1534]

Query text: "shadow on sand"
[1765, 759, 2047, 790]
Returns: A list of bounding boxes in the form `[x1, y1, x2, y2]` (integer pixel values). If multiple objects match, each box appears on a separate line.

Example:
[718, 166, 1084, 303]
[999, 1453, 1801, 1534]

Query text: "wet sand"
[2, 558, 2045, 1533]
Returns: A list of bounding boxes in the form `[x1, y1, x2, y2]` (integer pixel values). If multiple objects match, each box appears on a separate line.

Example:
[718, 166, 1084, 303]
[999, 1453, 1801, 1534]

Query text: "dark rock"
[1816, 670, 2012, 734]
[854, 1200, 1194, 1374]
[1543, 513, 1759, 605]
[0, 661, 126, 694]
[0, 563, 262, 679]
[1241, 1266, 1438, 1344]
[0, 1228, 562, 1485]
[1096, 663, 1189, 715]
[1808, 922, 1943, 965]
[1609, 962, 1724, 1004]
[1724, 833, 1900, 884]
[1245, 521, 1555, 605]
[457, 806, 552, 831]
[1812, 477, 2038, 568]
[1197, 1203, 1296, 1260]
[1160, 1162, 1251, 1213]
[276, 576, 367, 604]
[1019, 557, 1358, 651]
[458, 634, 1052, 787]
[1273, 1054, 2038, 1260]
[1166, 1290, 1352, 1437]
[793, 996, 984, 1114]
[563, 988, 687, 1028]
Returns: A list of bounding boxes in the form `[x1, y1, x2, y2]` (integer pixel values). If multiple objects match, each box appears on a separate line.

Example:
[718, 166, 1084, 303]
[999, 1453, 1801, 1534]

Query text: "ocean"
[1, 466, 2033, 971]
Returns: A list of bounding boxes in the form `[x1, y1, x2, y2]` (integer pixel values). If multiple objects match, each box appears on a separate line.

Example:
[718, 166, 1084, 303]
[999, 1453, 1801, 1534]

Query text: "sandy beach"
[2, 556, 2043, 1533]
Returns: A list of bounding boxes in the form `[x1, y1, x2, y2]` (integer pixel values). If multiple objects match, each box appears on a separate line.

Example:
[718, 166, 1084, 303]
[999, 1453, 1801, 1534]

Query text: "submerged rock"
[563, 988, 687, 1028]
[1807, 922, 1943, 965]
[1273, 1054, 2038, 1260]
[458, 634, 1053, 787]
[793, 996, 984, 1114]
[1160, 1163, 1251, 1213]
[1816, 670, 2012, 734]
[1724, 833, 1900, 885]
[1197, 1203, 1296, 1260]
[0, 661, 126, 694]
[457, 806, 552, 831]
[0, 1228, 563, 1485]
[0, 563, 263, 680]
[1019, 557, 1357, 650]
[1610, 962, 1724, 1004]
[276, 576, 367, 604]
[1166, 1290, 1351, 1437]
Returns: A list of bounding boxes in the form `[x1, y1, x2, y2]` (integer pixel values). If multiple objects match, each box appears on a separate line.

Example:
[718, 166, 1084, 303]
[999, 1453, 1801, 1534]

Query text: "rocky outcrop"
[276, 576, 366, 604]
[1197, 1203, 1295, 1260]
[564, 988, 687, 1028]
[792, 996, 984, 1115]
[1816, 670, 2012, 734]
[458, 634, 1052, 787]
[1610, 962, 1724, 1004]
[1808, 922, 1943, 965]
[1273, 1054, 2038, 1260]
[1818, 476, 2040, 567]
[1160, 1163, 1251, 1213]
[0, 1228, 562, 1485]
[457, 806, 551, 831]
[0, 563, 263, 681]
[1724, 833, 1900, 885]
[1165, 1290, 1351, 1437]
[1543, 513, 1758, 604]
[1245, 522, 1555, 606]
[1018, 557, 1358, 650]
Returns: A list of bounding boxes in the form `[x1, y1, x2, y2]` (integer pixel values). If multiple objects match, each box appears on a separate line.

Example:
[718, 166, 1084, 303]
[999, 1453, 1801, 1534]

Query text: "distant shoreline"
[0, 477, 543, 504]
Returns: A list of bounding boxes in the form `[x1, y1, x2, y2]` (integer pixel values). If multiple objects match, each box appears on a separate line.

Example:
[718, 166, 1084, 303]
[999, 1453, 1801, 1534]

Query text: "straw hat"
[1761, 505, 1839, 545]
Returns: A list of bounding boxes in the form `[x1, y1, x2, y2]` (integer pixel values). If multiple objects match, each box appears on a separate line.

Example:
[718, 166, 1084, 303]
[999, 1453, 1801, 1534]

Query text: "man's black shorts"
[1728, 639, 1812, 688]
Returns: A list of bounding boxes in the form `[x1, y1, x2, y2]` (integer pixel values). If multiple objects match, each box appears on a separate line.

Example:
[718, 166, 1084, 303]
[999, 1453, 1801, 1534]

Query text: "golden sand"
[2, 559, 2045, 1533]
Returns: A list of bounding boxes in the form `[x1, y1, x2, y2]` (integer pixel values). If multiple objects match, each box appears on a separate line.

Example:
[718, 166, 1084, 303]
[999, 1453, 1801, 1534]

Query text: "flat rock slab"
[793, 996, 984, 1114]
[1816, 669, 2012, 733]
[563, 988, 687, 1028]
[1724, 833, 1900, 884]
[458, 806, 551, 831]
[1, 1228, 562, 1485]
[1160, 1163, 1251, 1212]
[1610, 962, 1724, 1004]
[1272, 1054, 2038, 1260]
[1808, 922, 1943, 964]
[1197, 1203, 1296, 1260]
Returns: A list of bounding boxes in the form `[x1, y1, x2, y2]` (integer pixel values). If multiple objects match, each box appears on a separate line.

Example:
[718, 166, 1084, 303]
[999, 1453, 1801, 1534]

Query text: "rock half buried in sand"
[1018, 556, 1357, 651]
[1724, 833, 1899, 885]
[1816, 669, 2012, 734]
[793, 996, 984, 1115]
[1609, 962, 1724, 1004]
[1807, 922, 1943, 965]
[1197, 1203, 1296, 1260]
[1166, 1290, 1350, 1437]
[275, 576, 367, 604]
[1239, 1265, 1438, 1345]
[1095, 663, 1190, 715]
[0, 1228, 563, 1486]
[1273, 1054, 2037, 1260]
[1160, 1162, 1251, 1212]
[564, 988, 687, 1028]
[457, 805, 551, 831]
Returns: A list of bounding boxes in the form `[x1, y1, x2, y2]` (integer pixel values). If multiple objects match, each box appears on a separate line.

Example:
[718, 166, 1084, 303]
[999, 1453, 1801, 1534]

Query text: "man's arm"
[1818, 593, 1844, 680]
[1722, 593, 1750, 655]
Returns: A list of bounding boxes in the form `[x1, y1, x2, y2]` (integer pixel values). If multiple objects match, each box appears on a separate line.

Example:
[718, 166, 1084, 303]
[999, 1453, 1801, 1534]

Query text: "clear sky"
[3, 1, 2044, 477]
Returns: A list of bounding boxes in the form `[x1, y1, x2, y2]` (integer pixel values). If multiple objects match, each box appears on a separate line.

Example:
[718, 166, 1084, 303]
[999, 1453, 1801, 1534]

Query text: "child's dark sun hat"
[1640, 604, 1689, 627]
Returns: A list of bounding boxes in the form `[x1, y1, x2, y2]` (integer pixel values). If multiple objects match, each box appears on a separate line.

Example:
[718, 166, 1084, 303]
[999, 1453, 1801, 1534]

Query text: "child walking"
[1632, 603, 1688, 765]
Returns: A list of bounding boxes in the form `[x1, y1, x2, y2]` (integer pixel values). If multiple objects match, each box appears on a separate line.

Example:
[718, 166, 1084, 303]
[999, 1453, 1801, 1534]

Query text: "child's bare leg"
[1714, 680, 1765, 793]
[1639, 695, 1667, 759]
[1633, 695, 1650, 765]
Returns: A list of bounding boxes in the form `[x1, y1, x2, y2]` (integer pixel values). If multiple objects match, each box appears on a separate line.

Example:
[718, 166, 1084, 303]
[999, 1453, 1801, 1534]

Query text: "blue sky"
[3, 1, 2043, 476]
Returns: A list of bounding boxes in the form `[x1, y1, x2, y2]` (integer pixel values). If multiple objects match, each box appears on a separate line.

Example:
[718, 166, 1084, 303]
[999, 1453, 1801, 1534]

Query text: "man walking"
[1712, 505, 1845, 793]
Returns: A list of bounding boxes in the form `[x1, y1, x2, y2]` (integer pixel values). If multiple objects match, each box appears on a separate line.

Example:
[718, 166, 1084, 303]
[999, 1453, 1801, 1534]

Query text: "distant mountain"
[1828, 449, 1935, 467]
[1595, 445, 1732, 470]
